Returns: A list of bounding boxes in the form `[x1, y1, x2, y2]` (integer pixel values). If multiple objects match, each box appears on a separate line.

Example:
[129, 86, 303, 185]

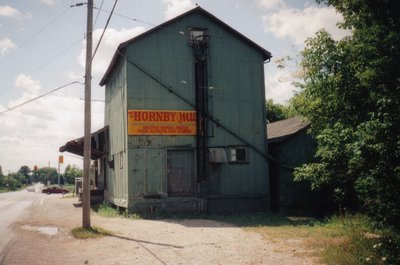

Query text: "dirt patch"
[3, 196, 320, 265]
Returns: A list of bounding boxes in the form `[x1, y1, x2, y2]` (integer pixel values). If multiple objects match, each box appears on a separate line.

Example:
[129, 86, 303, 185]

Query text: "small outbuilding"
[267, 116, 329, 214]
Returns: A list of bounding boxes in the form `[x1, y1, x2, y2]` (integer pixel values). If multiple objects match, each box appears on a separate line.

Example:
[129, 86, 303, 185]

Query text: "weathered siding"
[104, 60, 129, 207]
[103, 8, 269, 212]
[269, 132, 330, 213]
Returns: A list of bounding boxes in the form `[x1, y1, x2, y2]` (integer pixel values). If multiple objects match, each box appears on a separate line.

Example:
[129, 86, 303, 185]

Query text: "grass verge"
[213, 213, 397, 265]
[93, 202, 141, 219]
[70, 226, 113, 239]
[90, 204, 399, 264]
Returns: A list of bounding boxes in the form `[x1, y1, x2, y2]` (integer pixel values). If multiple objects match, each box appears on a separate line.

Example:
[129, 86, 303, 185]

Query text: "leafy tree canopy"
[63, 164, 82, 184]
[34, 167, 58, 185]
[293, 0, 400, 230]
[266, 99, 288, 123]
[18, 165, 30, 178]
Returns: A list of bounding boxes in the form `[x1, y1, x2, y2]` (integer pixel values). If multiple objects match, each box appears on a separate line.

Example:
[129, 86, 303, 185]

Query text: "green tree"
[266, 99, 290, 123]
[18, 165, 31, 184]
[7, 172, 24, 189]
[63, 164, 82, 184]
[36, 167, 58, 185]
[0, 165, 4, 188]
[293, 0, 400, 231]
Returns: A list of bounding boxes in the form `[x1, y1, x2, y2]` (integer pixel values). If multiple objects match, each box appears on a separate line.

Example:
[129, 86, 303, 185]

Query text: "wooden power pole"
[82, 0, 93, 228]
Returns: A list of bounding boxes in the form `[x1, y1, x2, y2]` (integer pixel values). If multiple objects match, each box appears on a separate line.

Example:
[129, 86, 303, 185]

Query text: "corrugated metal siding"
[128, 148, 165, 200]
[269, 132, 323, 212]
[105, 10, 269, 209]
[104, 60, 129, 207]
[128, 12, 267, 200]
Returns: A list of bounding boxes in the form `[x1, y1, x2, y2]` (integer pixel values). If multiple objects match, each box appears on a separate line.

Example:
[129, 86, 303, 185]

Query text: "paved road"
[0, 185, 46, 260]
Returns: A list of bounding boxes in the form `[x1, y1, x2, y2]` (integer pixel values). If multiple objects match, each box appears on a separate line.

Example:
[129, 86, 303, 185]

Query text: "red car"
[42, 186, 69, 194]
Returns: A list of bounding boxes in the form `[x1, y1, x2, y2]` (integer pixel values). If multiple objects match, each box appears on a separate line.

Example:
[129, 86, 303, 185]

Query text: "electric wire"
[93, 6, 156, 28]
[0, 4, 83, 96]
[116, 48, 291, 168]
[0, 81, 81, 116]
[32, 38, 83, 74]
[0, 6, 70, 65]
[92, 6, 270, 64]
[0, 38, 83, 97]
[93, 0, 104, 27]
[92, 0, 118, 61]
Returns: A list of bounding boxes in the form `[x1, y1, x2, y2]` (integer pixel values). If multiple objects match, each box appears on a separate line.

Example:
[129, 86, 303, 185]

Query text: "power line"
[93, 0, 105, 27]
[0, 81, 81, 116]
[93, 6, 156, 28]
[0, 38, 83, 97]
[92, 0, 118, 61]
[0, 6, 71, 65]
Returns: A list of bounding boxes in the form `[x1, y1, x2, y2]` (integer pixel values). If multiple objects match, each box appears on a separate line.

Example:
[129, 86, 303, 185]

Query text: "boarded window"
[167, 150, 195, 196]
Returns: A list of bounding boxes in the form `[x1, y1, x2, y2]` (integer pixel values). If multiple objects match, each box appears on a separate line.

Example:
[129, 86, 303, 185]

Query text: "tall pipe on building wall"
[192, 34, 210, 183]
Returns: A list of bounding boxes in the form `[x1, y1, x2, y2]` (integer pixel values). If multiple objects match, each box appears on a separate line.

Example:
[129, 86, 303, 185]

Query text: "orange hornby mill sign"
[128, 110, 196, 135]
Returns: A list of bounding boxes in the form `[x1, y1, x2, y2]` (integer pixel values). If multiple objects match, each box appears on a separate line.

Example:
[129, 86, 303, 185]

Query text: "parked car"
[42, 186, 69, 194]
[26, 187, 35, 192]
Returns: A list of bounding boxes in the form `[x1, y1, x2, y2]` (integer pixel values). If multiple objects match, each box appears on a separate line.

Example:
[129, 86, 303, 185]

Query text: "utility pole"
[82, 0, 93, 228]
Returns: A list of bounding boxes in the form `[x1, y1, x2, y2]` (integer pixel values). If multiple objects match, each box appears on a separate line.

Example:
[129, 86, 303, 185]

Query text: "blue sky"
[0, 0, 347, 173]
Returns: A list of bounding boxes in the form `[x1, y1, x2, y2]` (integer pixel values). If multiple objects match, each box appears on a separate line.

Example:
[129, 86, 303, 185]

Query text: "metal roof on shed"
[59, 126, 108, 160]
[267, 116, 310, 143]
[99, 6, 272, 86]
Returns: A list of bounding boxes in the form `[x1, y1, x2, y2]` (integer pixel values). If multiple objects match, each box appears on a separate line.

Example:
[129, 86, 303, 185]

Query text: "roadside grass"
[90, 204, 398, 264]
[62, 184, 75, 194]
[71, 226, 113, 239]
[92, 202, 141, 219]
[213, 213, 394, 265]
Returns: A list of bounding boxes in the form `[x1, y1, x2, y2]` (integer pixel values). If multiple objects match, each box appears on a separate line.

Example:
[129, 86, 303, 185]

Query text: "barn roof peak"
[100, 6, 272, 86]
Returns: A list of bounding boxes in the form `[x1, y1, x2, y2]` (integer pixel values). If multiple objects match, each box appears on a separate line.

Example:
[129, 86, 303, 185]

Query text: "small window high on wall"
[229, 147, 249, 163]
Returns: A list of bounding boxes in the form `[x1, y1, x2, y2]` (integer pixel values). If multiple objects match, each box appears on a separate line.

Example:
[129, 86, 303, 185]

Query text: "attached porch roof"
[59, 126, 109, 160]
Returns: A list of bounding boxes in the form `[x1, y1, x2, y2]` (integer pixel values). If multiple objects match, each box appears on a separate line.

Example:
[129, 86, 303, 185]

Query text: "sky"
[0, 0, 348, 173]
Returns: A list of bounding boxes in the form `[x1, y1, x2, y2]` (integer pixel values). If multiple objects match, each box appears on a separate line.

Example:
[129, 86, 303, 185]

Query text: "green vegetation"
[92, 206, 399, 265]
[290, 0, 400, 237]
[94, 202, 141, 219]
[70, 226, 113, 239]
[63, 165, 82, 184]
[266, 99, 289, 123]
[266, 99, 301, 123]
[216, 213, 398, 265]
[0, 164, 82, 192]
[0, 165, 27, 191]
[269, 2, 400, 258]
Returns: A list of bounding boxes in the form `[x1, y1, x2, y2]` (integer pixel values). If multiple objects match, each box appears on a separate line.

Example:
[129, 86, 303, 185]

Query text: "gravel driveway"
[2, 195, 319, 265]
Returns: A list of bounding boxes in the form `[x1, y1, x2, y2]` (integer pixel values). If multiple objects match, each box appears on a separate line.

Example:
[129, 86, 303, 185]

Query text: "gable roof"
[100, 6, 272, 86]
[267, 116, 310, 143]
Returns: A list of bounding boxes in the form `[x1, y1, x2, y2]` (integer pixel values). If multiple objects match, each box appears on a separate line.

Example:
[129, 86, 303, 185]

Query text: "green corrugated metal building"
[267, 117, 332, 214]
[68, 6, 272, 213]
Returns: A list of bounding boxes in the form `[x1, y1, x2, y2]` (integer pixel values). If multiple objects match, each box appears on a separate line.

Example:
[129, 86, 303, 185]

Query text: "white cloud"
[0, 5, 21, 18]
[15, 74, 41, 96]
[265, 69, 300, 104]
[66, 71, 83, 81]
[0, 37, 16, 56]
[0, 5, 32, 20]
[255, 0, 285, 10]
[78, 27, 146, 76]
[40, 0, 59, 6]
[263, 5, 348, 45]
[162, 0, 195, 20]
[0, 74, 104, 173]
